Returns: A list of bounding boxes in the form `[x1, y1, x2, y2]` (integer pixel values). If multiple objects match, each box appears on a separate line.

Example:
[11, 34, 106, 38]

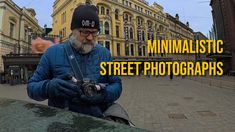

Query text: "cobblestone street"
[0, 76, 235, 132]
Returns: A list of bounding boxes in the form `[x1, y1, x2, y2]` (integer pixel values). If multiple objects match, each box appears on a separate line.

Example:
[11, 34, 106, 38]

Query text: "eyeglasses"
[78, 30, 99, 37]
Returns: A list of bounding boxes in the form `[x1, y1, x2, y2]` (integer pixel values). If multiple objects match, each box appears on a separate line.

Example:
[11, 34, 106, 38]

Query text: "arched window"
[101, 6, 105, 15]
[104, 22, 109, 35]
[115, 9, 119, 20]
[130, 27, 133, 39]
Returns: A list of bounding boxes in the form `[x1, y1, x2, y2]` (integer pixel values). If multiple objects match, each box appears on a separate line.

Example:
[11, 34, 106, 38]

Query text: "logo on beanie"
[82, 20, 96, 28]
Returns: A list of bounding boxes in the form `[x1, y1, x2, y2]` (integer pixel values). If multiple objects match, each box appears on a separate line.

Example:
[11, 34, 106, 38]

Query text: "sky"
[12, 0, 213, 36]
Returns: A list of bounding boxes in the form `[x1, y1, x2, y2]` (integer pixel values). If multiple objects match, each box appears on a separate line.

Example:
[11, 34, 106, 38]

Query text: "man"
[27, 4, 122, 119]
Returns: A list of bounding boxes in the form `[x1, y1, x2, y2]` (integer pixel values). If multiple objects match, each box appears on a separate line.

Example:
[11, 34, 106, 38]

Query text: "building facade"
[210, 0, 235, 74]
[52, 0, 194, 61]
[194, 32, 209, 62]
[166, 14, 194, 62]
[0, 0, 43, 73]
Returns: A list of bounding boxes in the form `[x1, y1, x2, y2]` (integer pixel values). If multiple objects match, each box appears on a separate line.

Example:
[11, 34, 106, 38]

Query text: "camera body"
[82, 78, 98, 97]
[71, 77, 107, 97]
[71, 77, 99, 97]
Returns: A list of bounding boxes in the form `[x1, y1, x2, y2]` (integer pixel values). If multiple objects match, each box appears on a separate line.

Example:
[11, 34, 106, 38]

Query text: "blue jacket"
[27, 42, 122, 117]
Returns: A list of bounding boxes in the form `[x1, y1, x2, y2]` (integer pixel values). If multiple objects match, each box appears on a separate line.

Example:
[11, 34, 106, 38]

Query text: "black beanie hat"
[71, 4, 100, 30]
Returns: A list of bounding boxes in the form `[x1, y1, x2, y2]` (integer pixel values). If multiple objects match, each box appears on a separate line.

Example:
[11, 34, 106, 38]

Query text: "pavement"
[0, 76, 235, 132]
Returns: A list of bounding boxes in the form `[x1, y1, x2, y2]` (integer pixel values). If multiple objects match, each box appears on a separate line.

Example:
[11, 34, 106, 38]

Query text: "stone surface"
[0, 98, 146, 132]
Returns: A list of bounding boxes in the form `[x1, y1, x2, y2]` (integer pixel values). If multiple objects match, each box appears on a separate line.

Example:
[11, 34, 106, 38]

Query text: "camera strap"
[64, 41, 84, 81]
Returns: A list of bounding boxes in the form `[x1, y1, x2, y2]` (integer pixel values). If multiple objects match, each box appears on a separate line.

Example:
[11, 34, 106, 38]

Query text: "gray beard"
[69, 36, 96, 54]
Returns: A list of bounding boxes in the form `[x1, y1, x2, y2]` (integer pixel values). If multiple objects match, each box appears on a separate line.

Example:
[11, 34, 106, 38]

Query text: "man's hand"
[46, 74, 82, 99]
[80, 88, 107, 105]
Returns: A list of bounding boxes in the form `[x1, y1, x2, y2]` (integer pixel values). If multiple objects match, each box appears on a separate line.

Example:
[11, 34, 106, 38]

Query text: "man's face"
[77, 28, 99, 43]
[72, 28, 99, 54]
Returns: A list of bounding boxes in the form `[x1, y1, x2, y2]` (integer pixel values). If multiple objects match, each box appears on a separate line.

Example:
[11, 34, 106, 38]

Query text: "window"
[137, 18, 140, 25]
[24, 29, 28, 41]
[61, 11, 66, 24]
[125, 1, 128, 6]
[116, 26, 119, 38]
[105, 41, 110, 51]
[10, 22, 15, 38]
[117, 43, 120, 56]
[137, 30, 141, 41]
[124, 27, 129, 40]
[98, 41, 103, 46]
[130, 44, 134, 56]
[125, 44, 129, 56]
[59, 30, 63, 38]
[138, 47, 142, 56]
[124, 14, 128, 21]
[130, 28, 133, 39]
[101, 6, 105, 15]
[100, 21, 103, 34]
[142, 31, 145, 41]
[148, 32, 152, 40]
[63, 27, 66, 38]
[106, 9, 109, 15]
[58, 27, 66, 38]
[151, 33, 154, 40]
[143, 46, 146, 56]
[115, 9, 119, 20]
[104, 22, 109, 35]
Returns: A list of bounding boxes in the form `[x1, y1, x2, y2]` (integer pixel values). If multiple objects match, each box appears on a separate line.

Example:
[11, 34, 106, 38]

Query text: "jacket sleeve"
[27, 49, 52, 101]
[103, 52, 122, 103]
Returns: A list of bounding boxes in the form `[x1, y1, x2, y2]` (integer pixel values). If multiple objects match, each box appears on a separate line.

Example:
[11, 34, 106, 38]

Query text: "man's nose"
[86, 34, 94, 40]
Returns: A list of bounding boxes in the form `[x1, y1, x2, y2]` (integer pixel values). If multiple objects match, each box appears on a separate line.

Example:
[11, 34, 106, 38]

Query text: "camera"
[71, 77, 99, 97]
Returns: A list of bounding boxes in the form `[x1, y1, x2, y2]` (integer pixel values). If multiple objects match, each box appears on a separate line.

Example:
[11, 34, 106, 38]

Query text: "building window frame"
[104, 22, 110, 35]
[101, 6, 105, 15]
[105, 41, 110, 51]
[130, 27, 133, 39]
[9, 22, 15, 38]
[115, 9, 119, 20]
[130, 44, 134, 56]
[116, 25, 119, 38]
[106, 9, 109, 15]
[117, 43, 121, 56]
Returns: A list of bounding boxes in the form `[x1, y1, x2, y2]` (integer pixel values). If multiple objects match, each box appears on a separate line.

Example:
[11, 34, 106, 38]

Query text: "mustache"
[82, 41, 95, 45]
